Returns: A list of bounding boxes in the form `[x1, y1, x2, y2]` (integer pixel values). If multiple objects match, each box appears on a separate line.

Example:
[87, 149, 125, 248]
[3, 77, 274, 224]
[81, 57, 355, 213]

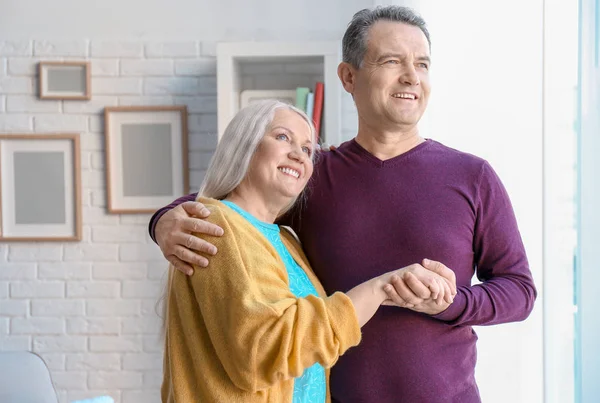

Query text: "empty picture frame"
[104, 106, 189, 214]
[0, 134, 82, 241]
[39, 61, 91, 100]
[240, 90, 296, 108]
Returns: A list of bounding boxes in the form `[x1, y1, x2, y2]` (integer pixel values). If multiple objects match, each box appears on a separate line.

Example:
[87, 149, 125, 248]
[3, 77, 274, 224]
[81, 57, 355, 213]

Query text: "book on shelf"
[295, 87, 310, 112]
[306, 92, 315, 120]
[240, 89, 296, 108]
[312, 82, 324, 142]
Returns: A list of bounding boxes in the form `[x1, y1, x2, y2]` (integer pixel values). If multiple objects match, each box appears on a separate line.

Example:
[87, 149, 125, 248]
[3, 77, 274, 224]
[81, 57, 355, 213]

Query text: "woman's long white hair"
[160, 99, 316, 338]
[198, 99, 316, 217]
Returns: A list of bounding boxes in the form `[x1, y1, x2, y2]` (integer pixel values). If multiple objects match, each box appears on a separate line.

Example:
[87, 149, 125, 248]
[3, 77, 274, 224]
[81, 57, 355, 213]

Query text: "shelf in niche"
[217, 41, 342, 145]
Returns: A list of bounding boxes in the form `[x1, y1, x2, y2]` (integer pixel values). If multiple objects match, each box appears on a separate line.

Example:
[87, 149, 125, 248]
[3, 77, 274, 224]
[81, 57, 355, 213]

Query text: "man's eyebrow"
[376, 53, 403, 61]
[376, 53, 431, 64]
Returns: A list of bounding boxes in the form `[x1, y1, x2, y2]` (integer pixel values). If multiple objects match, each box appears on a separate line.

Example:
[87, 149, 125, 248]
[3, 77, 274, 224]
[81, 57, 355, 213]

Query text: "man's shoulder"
[317, 139, 354, 158]
[427, 140, 488, 171]
[311, 140, 355, 175]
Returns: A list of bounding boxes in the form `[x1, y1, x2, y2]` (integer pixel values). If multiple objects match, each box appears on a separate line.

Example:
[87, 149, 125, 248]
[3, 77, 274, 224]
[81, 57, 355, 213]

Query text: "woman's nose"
[289, 145, 306, 161]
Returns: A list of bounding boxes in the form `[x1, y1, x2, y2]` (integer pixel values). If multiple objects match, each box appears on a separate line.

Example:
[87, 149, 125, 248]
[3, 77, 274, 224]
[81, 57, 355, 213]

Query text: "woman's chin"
[269, 191, 299, 208]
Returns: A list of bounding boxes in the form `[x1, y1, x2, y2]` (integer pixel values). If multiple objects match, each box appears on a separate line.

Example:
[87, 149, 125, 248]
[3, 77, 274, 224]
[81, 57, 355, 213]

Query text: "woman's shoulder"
[196, 197, 254, 239]
[197, 197, 235, 224]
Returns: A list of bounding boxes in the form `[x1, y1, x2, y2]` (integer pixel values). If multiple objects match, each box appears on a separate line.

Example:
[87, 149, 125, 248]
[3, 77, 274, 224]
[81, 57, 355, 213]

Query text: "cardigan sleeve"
[185, 206, 361, 392]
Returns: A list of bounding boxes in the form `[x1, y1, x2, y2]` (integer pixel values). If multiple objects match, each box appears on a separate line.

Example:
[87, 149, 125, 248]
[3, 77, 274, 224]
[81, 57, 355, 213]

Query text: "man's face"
[351, 21, 431, 132]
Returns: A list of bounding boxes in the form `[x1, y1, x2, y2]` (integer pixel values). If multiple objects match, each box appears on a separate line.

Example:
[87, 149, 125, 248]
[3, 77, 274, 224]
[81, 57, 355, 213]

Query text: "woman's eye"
[276, 133, 289, 141]
[302, 146, 312, 155]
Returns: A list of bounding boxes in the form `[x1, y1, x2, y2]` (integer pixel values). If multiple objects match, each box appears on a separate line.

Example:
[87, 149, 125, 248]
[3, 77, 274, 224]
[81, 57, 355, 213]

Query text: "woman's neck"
[225, 188, 285, 223]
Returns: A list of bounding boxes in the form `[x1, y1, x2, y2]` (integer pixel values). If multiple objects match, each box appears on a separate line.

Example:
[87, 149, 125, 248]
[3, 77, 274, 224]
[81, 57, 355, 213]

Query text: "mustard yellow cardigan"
[161, 198, 361, 403]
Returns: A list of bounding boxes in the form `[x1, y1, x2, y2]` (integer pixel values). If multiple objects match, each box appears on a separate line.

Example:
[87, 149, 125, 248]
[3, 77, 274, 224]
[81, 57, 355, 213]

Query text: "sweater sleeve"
[189, 207, 361, 392]
[148, 192, 198, 243]
[434, 162, 537, 326]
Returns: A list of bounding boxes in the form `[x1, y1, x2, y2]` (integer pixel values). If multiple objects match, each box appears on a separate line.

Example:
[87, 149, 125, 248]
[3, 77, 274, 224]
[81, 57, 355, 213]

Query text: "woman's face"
[246, 108, 314, 202]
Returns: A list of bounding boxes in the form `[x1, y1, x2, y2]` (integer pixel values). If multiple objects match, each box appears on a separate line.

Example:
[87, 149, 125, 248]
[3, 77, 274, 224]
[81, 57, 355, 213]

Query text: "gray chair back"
[0, 351, 59, 403]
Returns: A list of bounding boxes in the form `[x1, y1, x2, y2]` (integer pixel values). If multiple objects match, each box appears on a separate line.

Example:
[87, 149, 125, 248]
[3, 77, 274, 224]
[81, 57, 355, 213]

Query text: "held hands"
[155, 201, 224, 275]
[381, 259, 457, 315]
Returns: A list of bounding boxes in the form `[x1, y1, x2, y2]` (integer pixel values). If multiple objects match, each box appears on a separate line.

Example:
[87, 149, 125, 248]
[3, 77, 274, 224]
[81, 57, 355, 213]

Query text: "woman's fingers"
[392, 273, 426, 305]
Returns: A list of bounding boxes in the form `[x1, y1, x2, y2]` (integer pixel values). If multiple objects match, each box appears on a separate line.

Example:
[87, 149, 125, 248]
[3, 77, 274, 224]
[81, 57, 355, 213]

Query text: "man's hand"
[384, 282, 452, 315]
[316, 144, 337, 152]
[155, 201, 224, 275]
[381, 259, 457, 315]
[421, 258, 456, 295]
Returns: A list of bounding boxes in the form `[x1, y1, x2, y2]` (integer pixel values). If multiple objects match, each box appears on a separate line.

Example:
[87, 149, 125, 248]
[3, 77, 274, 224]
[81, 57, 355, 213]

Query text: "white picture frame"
[239, 89, 297, 108]
[39, 61, 91, 100]
[104, 106, 189, 214]
[0, 134, 82, 241]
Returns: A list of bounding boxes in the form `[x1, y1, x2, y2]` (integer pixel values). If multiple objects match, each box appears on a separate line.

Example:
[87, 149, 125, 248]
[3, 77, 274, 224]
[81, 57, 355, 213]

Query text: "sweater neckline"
[221, 200, 280, 233]
[348, 138, 433, 167]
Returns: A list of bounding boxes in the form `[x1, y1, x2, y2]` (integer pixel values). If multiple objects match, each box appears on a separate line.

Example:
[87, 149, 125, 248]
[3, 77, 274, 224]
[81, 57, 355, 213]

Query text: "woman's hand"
[380, 259, 457, 315]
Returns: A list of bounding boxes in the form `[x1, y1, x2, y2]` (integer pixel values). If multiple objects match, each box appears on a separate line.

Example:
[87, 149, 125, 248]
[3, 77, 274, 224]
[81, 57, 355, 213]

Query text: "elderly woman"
[161, 100, 452, 403]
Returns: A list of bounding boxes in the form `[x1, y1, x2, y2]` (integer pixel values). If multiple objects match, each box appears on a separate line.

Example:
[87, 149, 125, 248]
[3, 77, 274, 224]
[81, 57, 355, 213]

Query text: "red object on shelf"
[312, 82, 324, 142]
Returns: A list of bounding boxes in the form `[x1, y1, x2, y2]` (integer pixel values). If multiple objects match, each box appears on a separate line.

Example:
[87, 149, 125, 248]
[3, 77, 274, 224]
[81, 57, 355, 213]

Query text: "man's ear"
[337, 62, 357, 94]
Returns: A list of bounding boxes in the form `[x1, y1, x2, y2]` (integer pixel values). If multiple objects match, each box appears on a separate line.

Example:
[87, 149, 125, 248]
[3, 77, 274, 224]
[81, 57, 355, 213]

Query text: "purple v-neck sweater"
[149, 139, 536, 403]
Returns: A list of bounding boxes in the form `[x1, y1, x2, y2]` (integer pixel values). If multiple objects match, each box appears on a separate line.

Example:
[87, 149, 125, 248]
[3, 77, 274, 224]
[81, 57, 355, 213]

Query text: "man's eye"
[302, 146, 312, 155]
[385, 60, 399, 64]
[417, 63, 429, 69]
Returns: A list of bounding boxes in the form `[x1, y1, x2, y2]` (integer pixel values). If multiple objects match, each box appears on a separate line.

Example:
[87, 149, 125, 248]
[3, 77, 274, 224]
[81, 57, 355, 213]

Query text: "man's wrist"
[432, 290, 466, 322]
[149, 209, 169, 244]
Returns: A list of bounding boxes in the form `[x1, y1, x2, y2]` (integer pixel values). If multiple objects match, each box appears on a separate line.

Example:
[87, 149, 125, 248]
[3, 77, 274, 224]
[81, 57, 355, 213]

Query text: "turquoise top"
[222, 200, 326, 403]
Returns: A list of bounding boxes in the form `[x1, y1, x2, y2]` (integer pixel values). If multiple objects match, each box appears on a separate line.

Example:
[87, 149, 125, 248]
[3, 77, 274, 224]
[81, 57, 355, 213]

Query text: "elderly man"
[149, 6, 536, 402]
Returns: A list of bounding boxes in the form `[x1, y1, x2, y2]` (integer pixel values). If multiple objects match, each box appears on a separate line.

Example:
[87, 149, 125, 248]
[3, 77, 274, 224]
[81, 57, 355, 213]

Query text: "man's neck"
[355, 124, 425, 161]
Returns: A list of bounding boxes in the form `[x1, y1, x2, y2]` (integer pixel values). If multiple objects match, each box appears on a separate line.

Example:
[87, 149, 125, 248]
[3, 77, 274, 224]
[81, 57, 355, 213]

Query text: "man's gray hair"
[198, 99, 316, 217]
[342, 6, 431, 69]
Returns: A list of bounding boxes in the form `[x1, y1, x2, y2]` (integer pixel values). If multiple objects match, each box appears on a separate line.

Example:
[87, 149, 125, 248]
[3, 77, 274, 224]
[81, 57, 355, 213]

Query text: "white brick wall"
[145, 42, 198, 58]
[0, 41, 33, 56]
[33, 115, 89, 132]
[70, 319, 119, 337]
[91, 42, 144, 58]
[0, 77, 33, 93]
[0, 39, 232, 402]
[7, 95, 61, 112]
[34, 40, 89, 57]
[0, 114, 32, 131]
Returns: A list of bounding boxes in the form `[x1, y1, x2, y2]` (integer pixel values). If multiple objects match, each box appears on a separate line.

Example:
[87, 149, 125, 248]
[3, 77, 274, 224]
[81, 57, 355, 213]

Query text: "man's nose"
[399, 63, 420, 86]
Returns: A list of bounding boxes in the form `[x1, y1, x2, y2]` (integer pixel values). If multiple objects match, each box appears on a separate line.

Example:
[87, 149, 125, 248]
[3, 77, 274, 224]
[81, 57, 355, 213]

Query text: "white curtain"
[577, 0, 600, 401]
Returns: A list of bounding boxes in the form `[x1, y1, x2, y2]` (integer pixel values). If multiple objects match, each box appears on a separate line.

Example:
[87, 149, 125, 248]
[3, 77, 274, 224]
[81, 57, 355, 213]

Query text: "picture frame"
[0, 134, 82, 241]
[239, 89, 296, 108]
[39, 61, 91, 100]
[104, 106, 189, 214]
